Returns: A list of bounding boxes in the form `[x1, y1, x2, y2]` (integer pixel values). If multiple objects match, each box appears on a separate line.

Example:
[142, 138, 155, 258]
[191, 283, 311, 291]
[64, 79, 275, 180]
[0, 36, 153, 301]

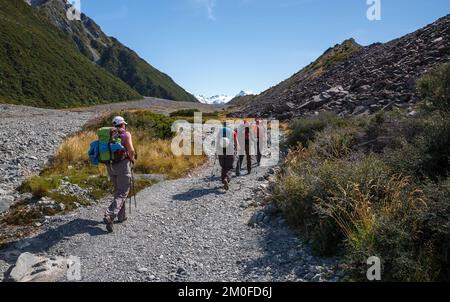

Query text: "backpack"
[97, 127, 127, 164]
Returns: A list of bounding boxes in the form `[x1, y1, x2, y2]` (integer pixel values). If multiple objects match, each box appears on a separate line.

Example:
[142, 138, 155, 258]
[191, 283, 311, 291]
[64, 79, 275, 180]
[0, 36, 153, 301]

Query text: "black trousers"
[256, 139, 262, 166]
[218, 154, 234, 183]
[236, 139, 252, 174]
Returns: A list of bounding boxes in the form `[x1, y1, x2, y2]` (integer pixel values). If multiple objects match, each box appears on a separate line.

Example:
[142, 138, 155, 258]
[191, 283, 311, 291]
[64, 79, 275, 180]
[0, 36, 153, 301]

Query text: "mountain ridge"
[29, 0, 197, 102]
[233, 15, 450, 119]
[0, 0, 141, 108]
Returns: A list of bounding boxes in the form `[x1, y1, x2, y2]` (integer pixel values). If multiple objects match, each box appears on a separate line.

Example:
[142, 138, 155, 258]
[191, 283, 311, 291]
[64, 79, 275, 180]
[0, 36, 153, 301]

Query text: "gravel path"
[0, 105, 92, 212]
[0, 159, 341, 282]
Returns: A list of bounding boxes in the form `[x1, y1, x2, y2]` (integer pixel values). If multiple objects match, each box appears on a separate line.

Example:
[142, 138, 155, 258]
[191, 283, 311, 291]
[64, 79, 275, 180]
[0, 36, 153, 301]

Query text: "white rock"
[137, 267, 148, 273]
[9, 253, 68, 282]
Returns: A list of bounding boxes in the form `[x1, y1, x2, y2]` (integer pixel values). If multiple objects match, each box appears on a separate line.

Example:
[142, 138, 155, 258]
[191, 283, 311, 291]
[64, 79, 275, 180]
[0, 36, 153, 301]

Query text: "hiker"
[217, 122, 234, 190]
[103, 116, 136, 232]
[253, 119, 267, 166]
[235, 119, 252, 176]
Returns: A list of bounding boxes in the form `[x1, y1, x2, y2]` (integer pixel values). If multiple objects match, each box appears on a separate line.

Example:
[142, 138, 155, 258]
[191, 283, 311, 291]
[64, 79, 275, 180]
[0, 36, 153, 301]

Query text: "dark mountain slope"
[0, 0, 141, 108]
[33, 0, 197, 102]
[235, 15, 450, 119]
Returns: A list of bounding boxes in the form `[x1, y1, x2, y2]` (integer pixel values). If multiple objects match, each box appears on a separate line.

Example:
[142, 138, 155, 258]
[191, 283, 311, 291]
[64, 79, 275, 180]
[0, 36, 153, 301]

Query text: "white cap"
[112, 116, 127, 126]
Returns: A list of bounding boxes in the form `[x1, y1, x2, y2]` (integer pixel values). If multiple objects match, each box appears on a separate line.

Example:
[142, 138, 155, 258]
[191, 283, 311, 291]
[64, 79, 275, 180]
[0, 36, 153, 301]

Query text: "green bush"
[19, 176, 61, 198]
[85, 110, 175, 139]
[170, 109, 200, 117]
[417, 61, 450, 114]
[385, 114, 450, 180]
[286, 112, 347, 147]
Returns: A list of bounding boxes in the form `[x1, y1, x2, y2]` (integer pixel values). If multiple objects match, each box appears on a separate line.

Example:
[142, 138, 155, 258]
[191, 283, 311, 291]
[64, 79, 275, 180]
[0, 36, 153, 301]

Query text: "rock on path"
[0, 160, 341, 282]
[0, 104, 92, 212]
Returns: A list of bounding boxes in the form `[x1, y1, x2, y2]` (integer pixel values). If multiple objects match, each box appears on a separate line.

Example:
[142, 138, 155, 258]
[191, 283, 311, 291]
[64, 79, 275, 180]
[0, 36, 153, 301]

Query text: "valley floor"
[0, 102, 342, 282]
[70, 96, 226, 115]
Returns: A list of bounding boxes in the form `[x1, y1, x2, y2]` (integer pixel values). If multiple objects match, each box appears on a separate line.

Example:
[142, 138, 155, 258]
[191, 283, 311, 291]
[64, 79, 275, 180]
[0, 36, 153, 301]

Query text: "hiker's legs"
[218, 155, 227, 182]
[117, 199, 126, 222]
[245, 140, 252, 173]
[219, 154, 234, 186]
[106, 165, 118, 217]
[236, 154, 244, 175]
[257, 140, 262, 166]
[224, 155, 234, 183]
[105, 161, 131, 219]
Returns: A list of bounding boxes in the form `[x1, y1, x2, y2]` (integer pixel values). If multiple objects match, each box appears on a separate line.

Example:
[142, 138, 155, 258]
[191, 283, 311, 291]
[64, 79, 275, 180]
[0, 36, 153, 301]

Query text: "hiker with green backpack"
[88, 116, 136, 232]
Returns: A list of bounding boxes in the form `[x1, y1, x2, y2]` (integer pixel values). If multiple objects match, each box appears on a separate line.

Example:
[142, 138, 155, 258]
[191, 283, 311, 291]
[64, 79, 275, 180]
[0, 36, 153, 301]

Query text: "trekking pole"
[132, 168, 137, 210]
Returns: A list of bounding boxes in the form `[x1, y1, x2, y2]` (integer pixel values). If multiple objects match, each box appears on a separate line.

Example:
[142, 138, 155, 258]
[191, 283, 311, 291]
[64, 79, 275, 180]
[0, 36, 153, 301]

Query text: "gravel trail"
[0, 159, 341, 282]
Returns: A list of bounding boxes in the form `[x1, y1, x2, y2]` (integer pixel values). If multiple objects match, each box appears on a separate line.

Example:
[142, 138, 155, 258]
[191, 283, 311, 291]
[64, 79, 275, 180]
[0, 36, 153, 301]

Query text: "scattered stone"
[137, 267, 149, 273]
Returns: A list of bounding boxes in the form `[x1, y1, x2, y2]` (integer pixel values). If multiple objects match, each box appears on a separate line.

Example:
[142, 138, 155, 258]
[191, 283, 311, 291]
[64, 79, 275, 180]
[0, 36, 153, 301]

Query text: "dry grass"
[318, 176, 427, 252]
[51, 129, 206, 179]
[133, 132, 206, 178]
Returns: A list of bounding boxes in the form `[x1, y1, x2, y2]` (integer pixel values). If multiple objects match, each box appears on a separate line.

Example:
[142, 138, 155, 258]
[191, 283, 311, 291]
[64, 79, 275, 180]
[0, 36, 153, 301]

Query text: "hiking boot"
[117, 218, 128, 224]
[223, 179, 229, 191]
[104, 216, 114, 232]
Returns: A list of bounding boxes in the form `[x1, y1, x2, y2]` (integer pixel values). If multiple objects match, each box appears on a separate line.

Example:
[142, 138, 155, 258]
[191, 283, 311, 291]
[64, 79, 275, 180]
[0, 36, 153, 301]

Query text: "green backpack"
[97, 127, 126, 163]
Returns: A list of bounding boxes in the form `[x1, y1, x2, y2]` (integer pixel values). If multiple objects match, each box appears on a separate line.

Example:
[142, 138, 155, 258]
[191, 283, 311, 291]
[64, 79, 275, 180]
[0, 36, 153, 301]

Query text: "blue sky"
[80, 0, 450, 97]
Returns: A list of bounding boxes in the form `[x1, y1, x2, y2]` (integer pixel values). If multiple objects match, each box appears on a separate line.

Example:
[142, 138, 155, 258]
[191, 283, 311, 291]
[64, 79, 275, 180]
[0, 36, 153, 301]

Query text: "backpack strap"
[108, 143, 113, 165]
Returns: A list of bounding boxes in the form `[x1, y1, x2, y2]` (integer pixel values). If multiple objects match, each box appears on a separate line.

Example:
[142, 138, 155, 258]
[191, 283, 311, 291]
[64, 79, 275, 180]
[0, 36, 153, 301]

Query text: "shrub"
[385, 114, 450, 180]
[312, 126, 358, 160]
[85, 110, 175, 139]
[19, 176, 61, 198]
[417, 61, 450, 114]
[286, 112, 347, 147]
[170, 109, 200, 117]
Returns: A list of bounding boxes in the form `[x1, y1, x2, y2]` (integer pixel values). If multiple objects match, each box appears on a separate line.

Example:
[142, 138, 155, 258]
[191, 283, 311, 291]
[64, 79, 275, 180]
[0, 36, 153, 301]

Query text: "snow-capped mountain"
[196, 91, 255, 104]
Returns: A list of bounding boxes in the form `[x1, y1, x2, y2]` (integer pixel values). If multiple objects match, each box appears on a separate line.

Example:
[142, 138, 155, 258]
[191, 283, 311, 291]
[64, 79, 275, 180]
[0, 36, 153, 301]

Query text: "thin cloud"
[194, 0, 217, 20]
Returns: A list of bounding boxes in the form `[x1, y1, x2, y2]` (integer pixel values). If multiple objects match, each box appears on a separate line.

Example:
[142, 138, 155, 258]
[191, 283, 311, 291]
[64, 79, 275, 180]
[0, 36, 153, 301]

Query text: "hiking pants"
[105, 160, 131, 221]
[237, 139, 252, 174]
[218, 154, 234, 183]
[256, 138, 262, 166]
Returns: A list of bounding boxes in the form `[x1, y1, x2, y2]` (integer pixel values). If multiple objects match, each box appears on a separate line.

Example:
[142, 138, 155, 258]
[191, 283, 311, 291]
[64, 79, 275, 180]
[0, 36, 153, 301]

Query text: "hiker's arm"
[124, 132, 136, 162]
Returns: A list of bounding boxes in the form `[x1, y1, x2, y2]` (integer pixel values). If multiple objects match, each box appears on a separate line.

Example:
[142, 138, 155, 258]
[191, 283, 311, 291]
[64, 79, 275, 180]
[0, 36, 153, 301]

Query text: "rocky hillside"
[0, 0, 141, 108]
[228, 94, 256, 107]
[235, 15, 450, 119]
[30, 0, 197, 103]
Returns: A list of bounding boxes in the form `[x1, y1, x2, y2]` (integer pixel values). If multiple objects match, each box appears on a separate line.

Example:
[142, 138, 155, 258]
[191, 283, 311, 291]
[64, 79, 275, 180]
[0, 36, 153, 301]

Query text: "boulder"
[8, 253, 80, 282]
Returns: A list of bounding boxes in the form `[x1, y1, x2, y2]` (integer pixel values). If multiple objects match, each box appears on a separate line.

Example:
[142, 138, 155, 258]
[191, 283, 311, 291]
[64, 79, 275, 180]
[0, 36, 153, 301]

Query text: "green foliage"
[286, 112, 348, 147]
[417, 61, 450, 114]
[18, 176, 61, 198]
[386, 114, 450, 180]
[0, 0, 141, 108]
[170, 109, 200, 117]
[85, 110, 176, 139]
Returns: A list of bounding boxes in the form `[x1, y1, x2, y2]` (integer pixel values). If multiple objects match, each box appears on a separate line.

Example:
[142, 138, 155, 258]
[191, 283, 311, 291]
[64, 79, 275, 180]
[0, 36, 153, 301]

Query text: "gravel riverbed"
[0, 104, 92, 212]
